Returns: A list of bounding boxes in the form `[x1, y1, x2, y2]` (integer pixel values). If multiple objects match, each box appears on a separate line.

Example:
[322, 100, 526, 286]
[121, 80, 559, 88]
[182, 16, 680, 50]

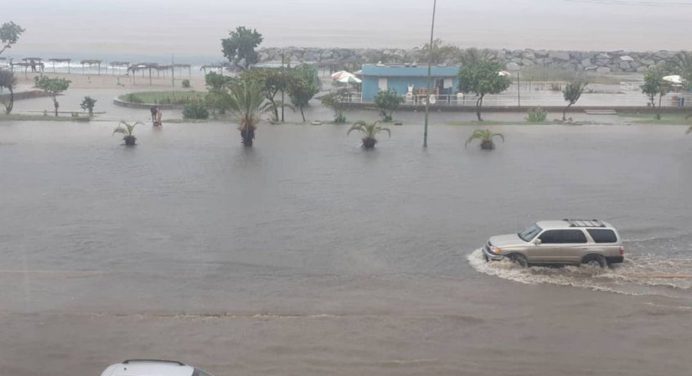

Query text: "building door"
[378, 78, 388, 91]
[435, 79, 444, 94]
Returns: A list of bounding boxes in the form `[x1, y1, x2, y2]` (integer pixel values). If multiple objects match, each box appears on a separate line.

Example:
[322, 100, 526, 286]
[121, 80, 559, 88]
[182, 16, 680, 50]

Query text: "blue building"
[360, 64, 461, 102]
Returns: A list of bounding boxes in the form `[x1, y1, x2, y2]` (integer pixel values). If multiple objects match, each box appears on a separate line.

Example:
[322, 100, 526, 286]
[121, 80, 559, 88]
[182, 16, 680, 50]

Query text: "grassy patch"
[617, 112, 692, 124]
[0, 114, 90, 122]
[447, 120, 528, 126]
[119, 91, 206, 105]
[519, 67, 638, 85]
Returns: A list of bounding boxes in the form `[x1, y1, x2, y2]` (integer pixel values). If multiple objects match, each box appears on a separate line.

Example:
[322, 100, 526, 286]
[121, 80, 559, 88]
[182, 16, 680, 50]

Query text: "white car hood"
[489, 233, 527, 248]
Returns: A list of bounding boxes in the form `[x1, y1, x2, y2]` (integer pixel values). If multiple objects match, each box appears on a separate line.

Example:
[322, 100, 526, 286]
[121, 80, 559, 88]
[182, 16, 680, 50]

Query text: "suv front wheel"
[508, 253, 529, 268]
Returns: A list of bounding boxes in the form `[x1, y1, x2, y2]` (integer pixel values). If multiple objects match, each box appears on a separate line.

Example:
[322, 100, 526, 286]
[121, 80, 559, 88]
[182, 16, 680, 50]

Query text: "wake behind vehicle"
[100, 359, 214, 376]
[482, 219, 624, 268]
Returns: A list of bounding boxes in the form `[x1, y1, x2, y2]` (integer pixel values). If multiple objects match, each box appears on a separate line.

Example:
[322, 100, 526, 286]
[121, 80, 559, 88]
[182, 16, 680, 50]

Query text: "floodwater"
[1, 121, 691, 376]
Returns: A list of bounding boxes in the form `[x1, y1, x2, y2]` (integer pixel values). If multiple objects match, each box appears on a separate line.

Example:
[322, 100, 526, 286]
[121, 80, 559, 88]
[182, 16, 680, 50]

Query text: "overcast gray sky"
[6, 0, 692, 60]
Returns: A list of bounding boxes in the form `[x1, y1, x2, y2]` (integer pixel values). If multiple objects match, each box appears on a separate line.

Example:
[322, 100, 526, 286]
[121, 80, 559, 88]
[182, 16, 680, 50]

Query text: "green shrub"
[182, 79, 191, 88]
[526, 107, 547, 123]
[182, 101, 209, 120]
[125, 93, 143, 103]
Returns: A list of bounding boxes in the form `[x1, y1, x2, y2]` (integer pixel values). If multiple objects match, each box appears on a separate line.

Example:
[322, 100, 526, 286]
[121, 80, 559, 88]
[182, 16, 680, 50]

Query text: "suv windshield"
[518, 224, 542, 242]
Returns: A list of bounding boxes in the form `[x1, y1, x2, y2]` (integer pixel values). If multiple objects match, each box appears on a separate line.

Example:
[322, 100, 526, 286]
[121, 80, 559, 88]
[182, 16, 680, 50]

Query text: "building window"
[378, 78, 388, 91]
[444, 78, 453, 88]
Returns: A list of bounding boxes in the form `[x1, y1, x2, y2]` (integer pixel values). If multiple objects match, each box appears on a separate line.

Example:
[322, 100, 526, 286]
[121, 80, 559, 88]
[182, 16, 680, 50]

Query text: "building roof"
[361, 64, 459, 78]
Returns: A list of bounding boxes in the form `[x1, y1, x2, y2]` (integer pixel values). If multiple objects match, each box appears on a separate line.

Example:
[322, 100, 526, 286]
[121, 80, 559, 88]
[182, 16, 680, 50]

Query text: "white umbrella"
[331, 70, 358, 81]
[662, 75, 683, 85]
[336, 75, 362, 84]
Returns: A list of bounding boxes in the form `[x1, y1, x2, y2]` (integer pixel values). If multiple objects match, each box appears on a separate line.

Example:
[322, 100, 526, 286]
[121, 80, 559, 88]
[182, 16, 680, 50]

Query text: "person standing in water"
[154, 107, 163, 127]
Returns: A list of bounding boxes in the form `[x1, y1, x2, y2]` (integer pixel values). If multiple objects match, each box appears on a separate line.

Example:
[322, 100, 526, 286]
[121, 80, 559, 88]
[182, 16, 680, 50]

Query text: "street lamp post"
[423, 0, 437, 148]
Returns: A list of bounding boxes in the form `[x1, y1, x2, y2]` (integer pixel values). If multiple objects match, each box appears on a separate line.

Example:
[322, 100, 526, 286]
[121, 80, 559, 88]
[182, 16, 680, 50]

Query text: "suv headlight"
[490, 246, 503, 254]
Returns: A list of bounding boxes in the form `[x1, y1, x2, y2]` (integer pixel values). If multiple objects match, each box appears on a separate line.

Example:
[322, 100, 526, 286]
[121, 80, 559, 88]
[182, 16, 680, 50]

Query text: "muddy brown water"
[1, 121, 691, 376]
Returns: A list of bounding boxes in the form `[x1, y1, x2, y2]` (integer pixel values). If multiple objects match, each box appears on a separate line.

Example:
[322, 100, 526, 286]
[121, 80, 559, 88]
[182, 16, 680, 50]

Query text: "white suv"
[100, 359, 214, 376]
[482, 219, 625, 267]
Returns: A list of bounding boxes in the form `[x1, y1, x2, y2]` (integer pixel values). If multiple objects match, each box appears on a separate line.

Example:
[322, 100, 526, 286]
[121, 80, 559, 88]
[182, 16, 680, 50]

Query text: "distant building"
[360, 64, 460, 102]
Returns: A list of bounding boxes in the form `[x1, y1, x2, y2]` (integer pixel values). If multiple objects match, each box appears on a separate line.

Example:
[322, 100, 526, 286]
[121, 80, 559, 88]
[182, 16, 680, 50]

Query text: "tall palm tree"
[227, 80, 270, 147]
[347, 121, 391, 149]
[458, 48, 497, 67]
[669, 51, 692, 88]
[0, 69, 17, 114]
[465, 129, 504, 150]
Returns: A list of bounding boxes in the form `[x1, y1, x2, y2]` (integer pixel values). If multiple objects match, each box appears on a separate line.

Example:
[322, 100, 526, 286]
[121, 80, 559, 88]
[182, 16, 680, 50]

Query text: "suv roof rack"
[123, 360, 185, 366]
[563, 219, 605, 228]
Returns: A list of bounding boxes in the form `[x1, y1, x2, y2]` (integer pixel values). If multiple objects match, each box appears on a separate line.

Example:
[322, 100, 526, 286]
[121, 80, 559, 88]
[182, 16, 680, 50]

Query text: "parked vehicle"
[100, 359, 214, 376]
[481, 219, 624, 268]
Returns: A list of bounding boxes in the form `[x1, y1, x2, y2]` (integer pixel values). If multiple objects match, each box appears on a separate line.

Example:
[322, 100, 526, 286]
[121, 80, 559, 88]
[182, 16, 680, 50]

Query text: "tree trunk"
[656, 94, 663, 120]
[476, 95, 484, 122]
[5, 86, 13, 114]
[563, 103, 572, 121]
[300, 107, 306, 122]
[52, 95, 59, 117]
[269, 99, 279, 122]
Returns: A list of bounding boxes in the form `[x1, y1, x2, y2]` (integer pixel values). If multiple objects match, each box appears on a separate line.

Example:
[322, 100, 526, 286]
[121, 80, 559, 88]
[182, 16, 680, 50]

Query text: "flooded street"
[1, 121, 691, 375]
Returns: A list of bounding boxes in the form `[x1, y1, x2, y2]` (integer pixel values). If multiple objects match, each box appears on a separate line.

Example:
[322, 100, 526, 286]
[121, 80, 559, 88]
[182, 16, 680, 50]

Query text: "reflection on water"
[1, 122, 692, 376]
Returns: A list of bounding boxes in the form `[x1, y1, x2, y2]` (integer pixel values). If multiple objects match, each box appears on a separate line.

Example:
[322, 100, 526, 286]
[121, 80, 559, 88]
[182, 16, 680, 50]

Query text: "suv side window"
[587, 229, 617, 243]
[539, 229, 587, 244]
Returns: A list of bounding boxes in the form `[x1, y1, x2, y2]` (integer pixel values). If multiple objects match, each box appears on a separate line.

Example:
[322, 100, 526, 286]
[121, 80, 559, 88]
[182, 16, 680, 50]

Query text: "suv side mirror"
[533, 238, 542, 246]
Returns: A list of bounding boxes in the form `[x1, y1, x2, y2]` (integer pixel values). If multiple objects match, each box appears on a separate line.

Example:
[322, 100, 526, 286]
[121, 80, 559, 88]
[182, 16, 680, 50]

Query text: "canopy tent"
[331, 70, 362, 84]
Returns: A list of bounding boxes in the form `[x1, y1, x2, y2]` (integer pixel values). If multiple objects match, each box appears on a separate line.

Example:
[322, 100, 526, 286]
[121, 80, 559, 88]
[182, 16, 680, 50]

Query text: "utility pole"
[171, 54, 175, 89]
[517, 71, 521, 107]
[423, 0, 437, 148]
[281, 52, 285, 123]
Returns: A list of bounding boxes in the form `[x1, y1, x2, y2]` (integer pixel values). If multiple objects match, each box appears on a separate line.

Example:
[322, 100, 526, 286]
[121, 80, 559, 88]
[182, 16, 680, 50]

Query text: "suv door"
[533, 229, 588, 264]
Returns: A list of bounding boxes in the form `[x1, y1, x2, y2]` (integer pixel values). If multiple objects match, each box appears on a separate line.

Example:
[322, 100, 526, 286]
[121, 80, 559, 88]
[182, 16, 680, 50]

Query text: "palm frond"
[113, 121, 142, 136]
[376, 126, 391, 138]
[492, 132, 505, 142]
[347, 121, 366, 136]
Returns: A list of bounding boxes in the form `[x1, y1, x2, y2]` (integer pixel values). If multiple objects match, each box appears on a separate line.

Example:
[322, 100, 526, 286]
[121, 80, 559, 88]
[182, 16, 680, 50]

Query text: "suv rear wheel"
[582, 254, 606, 268]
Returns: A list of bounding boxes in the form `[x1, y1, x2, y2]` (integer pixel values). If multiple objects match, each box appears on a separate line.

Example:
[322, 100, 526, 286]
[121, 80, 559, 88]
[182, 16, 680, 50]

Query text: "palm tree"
[227, 80, 270, 147]
[465, 129, 504, 150]
[347, 120, 391, 149]
[113, 121, 141, 146]
[0, 69, 17, 114]
[458, 48, 497, 67]
[669, 51, 692, 88]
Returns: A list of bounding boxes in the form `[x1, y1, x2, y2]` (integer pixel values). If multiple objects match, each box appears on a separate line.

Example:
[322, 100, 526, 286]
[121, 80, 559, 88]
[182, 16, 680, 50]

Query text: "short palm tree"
[347, 120, 391, 149]
[227, 80, 270, 147]
[113, 121, 141, 146]
[465, 129, 504, 150]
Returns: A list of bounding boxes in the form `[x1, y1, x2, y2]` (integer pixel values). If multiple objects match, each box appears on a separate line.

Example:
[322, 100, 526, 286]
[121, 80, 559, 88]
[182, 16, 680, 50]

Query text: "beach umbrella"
[336, 75, 362, 84]
[331, 70, 356, 81]
[662, 75, 683, 85]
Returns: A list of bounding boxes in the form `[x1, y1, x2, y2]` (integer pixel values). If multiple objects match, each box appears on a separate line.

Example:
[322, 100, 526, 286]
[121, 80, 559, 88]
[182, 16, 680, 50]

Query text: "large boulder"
[549, 51, 571, 61]
[505, 62, 520, 71]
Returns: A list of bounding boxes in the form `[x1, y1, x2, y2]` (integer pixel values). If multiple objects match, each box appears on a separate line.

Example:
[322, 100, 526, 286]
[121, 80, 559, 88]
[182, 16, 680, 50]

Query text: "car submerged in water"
[482, 219, 625, 268]
[100, 359, 215, 376]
